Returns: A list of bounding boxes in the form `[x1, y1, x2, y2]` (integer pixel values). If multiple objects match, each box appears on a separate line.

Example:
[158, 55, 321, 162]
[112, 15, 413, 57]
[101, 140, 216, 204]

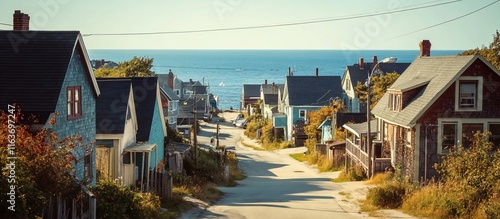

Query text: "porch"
[345, 139, 392, 173]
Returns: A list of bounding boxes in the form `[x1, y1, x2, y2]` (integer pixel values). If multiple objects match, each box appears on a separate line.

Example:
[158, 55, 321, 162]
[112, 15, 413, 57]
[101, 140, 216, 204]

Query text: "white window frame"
[174, 89, 180, 96]
[455, 76, 483, 112]
[437, 118, 500, 154]
[299, 109, 307, 119]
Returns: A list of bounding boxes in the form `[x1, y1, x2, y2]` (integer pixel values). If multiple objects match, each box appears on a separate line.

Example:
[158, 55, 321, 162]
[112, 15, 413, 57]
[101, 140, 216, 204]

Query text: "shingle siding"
[52, 50, 96, 186]
[149, 99, 165, 168]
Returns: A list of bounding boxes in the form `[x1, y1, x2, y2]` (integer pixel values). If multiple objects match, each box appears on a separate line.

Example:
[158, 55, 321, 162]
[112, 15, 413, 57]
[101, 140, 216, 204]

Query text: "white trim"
[299, 109, 307, 119]
[437, 118, 500, 154]
[454, 76, 483, 112]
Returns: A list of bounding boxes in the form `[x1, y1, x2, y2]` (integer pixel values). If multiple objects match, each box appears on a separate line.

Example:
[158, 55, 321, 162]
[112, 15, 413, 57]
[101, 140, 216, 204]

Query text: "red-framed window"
[67, 86, 82, 120]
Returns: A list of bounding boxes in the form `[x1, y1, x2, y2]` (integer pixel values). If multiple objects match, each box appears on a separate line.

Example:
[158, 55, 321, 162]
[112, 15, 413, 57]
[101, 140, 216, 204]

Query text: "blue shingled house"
[0, 30, 100, 186]
[280, 71, 342, 145]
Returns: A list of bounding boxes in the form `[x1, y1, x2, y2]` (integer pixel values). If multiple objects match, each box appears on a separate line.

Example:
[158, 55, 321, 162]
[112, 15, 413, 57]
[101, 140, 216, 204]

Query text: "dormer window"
[388, 92, 402, 112]
[455, 76, 483, 111]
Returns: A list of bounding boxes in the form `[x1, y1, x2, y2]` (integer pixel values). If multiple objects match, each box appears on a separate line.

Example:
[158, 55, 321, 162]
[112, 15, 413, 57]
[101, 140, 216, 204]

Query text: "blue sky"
[1, 0, 499, 50]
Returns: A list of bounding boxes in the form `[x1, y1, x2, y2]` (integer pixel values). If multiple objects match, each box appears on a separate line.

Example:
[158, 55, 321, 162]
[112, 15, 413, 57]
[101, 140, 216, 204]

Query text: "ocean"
[87, 50, 462, 110]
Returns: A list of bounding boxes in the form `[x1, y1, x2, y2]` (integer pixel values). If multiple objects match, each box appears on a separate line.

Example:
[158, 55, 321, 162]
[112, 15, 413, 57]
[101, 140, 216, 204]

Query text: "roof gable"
[345, 62, 411, 90]
[96, 79, 133, 134]
[243, 84, 261, 97]
[286, 76, 342, 106]
[372, 55, 499, 127]
[0, 30, 99, 121]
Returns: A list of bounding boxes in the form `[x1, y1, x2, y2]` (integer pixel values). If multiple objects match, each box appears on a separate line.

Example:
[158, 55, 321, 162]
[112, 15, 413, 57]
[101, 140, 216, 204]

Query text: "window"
[455, 77, 483, 111]
[299, 110, 306, 119]
[441, 123, 457, 152]
[388, 93, 402, 112]
[174, 89, 180, 96]
[84, 151, 92, 180]
[459, 81, 477, 109]
[489, 123, 500, 150]
[67, 86, 82, 120]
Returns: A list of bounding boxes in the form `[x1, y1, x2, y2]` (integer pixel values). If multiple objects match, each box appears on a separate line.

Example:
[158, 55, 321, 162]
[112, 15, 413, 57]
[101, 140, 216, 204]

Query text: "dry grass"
[365, 173, 392, 185]
[290, 153, 308, 162]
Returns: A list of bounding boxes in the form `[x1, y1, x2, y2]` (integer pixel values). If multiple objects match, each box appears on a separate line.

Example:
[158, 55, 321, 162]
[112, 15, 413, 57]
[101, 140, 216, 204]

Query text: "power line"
[0, 22, 13, 27]
[82, 0, 461, 37]
[386, 0, 499, 40]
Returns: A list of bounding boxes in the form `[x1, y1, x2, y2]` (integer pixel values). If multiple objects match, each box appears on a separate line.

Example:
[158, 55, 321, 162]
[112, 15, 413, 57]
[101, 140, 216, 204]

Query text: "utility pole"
[216, 122, 220, 148]
[193, 92, 198, 169]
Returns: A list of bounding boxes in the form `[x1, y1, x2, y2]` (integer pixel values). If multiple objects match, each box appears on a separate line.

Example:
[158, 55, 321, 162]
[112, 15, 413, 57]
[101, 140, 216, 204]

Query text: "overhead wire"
[81, 0, 461, 37]
[385, 0, 500, 40]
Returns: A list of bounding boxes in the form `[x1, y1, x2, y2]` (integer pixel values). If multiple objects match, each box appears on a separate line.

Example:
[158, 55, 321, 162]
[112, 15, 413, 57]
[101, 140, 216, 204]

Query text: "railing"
[346, 140, 392, 173]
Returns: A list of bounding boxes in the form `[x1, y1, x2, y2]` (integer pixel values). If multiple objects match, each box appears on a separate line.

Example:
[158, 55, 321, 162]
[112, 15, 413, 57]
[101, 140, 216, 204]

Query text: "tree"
[304, 100, 345, 148]
[94, 56, 156, 78]
[355, 72, 400, 110]
[461, 30, 500, 70]
[0, 110, 86, 217]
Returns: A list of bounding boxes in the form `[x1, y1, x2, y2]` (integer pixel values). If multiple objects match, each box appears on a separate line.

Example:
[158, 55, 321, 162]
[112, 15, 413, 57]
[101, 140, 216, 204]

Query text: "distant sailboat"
[219, 81, 225, 86]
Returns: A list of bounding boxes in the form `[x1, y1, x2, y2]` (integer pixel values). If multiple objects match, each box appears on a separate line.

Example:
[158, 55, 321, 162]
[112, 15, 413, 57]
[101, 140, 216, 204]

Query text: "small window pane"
[489, 123, 500, 150]
[75, 88, 79, 101]
[442, 123, 457, 151]
[68, 89, 72, 102]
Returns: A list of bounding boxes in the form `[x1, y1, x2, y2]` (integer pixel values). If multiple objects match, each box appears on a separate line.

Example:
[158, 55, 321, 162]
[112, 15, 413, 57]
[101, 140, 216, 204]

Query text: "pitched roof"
[343, 120, 377, 137]
[129, 77, 162, 141]
[96, 79, 132, 134]
[243, 84, 261, 97]
[160, 86, 180, 101]
[263, 94, 279, 105]
[261, 83, 284, 95]
[345, 63, 411, 89]
[0, 31, 100, 121]
[372, 55, 499, 127]
[286, 76, 342, 106]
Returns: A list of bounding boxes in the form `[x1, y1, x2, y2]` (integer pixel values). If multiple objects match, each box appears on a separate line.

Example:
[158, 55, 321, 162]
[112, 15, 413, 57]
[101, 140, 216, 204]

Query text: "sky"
[0, 0, 499, 50]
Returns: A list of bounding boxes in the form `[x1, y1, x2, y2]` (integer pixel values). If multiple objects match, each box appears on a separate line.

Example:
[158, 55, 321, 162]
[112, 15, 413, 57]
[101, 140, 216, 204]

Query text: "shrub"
[333, 165, 367, 182]
[366, 181, 412, 209]
[91, 180, 160, 219]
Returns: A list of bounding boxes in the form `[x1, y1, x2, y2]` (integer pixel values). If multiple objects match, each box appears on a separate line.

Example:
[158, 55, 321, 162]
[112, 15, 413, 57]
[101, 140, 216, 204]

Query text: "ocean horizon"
[88, 49, 463, 110]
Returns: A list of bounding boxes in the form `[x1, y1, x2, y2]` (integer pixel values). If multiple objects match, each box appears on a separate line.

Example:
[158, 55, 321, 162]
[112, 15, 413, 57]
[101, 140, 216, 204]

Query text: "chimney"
[168, 69, 174, 89]
[13, 10, 30, 31]
[189, 79, 193, 84]
[316, 68, 319, 76]
[265, 79, 267, 85]
[359, 58, 364, 70]
[288, 66, 292, 76]
[372, 56, 378, 66]
[419, 40, 431, 57]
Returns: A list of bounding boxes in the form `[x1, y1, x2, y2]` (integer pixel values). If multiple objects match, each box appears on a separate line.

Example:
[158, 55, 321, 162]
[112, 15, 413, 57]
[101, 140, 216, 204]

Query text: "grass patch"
[365, 173, 393, 185]
[290, 153, 308, 162]
[240, 139, 265, 151]
[332, 165, 367, 182]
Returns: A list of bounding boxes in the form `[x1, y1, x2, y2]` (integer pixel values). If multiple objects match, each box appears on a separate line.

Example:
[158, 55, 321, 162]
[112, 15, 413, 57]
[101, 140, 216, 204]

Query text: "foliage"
[0, 110, 85, 218]
[94, 56, 156, 78]
[355, 72, 400, 109]
[365, 181, 414, 209]
[402, 131, 500, 218]
[165, 125, 185, 144]
[333, 127, 346, 141]
[91, 180, 160, 219]
[290, 153, 308, 162]
[461, 30, 500, 70]
[333, 165, 367, 182]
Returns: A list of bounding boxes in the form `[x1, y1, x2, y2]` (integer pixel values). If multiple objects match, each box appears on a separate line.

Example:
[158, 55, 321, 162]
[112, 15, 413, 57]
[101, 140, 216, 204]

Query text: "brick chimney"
[372, 56, 378, 66]
[168, 69, 174, 89]
[13, 10, 30, 31]
[316, 68, 319, 76]
[359, 58, 364, 70]
[419, 40, 431, 57]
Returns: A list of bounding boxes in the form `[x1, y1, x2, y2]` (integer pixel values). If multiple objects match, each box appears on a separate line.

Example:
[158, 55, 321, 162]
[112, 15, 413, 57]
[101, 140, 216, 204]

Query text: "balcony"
[345, 139, 392, 173]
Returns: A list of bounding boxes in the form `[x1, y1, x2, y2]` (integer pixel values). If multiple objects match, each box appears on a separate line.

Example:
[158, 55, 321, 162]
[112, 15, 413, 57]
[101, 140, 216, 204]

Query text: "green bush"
[366, 181, 412, 209]
[91, 180, 160, 218]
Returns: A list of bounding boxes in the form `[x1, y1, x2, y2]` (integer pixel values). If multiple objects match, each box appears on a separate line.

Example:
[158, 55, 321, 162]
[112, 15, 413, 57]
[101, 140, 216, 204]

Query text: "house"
[280, 69, 342, 145]
[129, 77, 167, 189]
[95, 79, 138, 186]
[371, 41, 500, 182]
[341, 56, 410, 113]
[242, 84, 261, 114]
[344, 120, 391, 174]
[0, 29, 100, 185]
[159, 71, 210, 125]
[260, 80, 284, 119]
[159, 86, 180, 130]
[331, 112, 367, 139]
